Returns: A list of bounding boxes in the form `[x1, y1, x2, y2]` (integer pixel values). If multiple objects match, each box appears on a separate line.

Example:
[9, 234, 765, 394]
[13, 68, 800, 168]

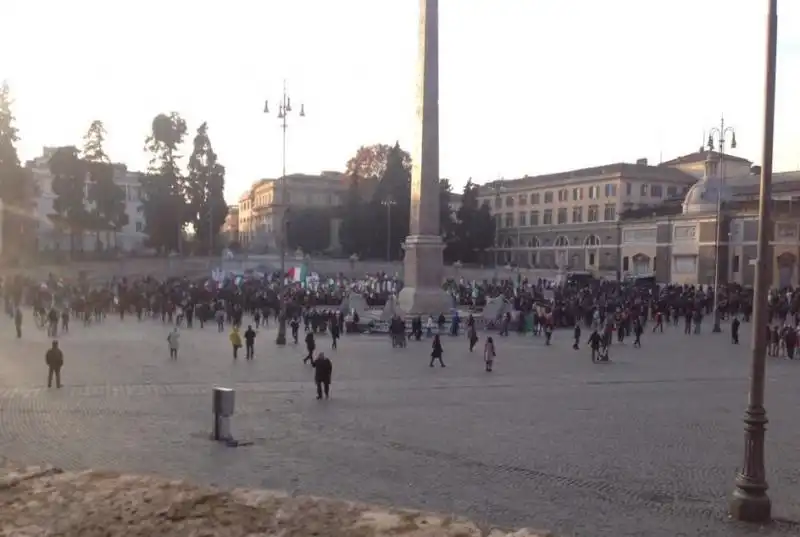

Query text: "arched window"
[584, 235, 601, 247]
[554, 236, 569, 268]
[584, 235, 601, 268]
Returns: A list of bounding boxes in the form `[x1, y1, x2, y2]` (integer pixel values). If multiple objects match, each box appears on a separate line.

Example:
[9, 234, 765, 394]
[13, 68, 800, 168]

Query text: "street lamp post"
[491, 180, 505, 267]
[729, 0, 777, 523]
[263, 81, 305, 346]
[707, 117, 738, 333]
[382, 198, 397, 261]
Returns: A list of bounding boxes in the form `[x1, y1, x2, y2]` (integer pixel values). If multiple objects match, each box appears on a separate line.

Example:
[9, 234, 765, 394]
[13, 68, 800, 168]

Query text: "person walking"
[244, 325, 256, 360]
[45, 340, 63, 388]
[731, 316, 741, 345]
[167, 327, 180, 359]
[588, 329, 602, 362]
[573, 323, 581, 350]
[14, 307, 22, 339]
[467, 324, 478, 352]
[330, 319, 340, 349]
[430, 334, 445, 367]
[633, 319, 643, 348]
[483, 336, 496, 372]
[304, 331, 316, 364]
[312, 352, 333, 399]
[229, 326, 242, 359]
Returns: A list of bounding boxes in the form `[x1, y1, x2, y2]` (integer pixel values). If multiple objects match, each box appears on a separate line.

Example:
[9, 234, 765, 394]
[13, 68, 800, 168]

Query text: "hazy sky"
[3, 0, 799, 202]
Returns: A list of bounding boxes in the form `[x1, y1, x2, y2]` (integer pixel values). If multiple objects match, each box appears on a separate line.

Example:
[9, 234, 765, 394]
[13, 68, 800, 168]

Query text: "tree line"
[0, 83, 228, 259]
[290, 142, 496, 264]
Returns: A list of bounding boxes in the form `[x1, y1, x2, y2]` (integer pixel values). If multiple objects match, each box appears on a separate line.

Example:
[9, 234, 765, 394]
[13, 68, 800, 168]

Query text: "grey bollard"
[212, 387, 235, 441]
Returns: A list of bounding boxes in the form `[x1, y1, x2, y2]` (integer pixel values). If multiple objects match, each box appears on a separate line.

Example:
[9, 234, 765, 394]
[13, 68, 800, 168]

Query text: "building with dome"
[484, 147, 800, 287]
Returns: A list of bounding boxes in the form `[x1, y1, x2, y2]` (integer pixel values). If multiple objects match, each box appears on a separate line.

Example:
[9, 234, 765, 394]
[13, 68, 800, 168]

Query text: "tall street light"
[707, 117, 737, 333]
[729, 0, 777, 523]
[263, 80, 305, 346]
[382, 197, 397, 261]
[490, 179, 505, 267]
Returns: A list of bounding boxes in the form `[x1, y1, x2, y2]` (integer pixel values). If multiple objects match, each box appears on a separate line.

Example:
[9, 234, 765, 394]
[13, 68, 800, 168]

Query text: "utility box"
[212, 387, 235, 417]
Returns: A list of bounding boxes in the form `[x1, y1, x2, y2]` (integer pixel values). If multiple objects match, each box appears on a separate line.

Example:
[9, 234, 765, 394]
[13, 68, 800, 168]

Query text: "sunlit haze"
[3, 0, 799, 201]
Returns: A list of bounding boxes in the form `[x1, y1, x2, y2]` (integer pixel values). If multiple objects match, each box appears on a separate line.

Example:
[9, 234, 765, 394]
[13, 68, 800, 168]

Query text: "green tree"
[449, 179, 495, 264]
[0, 82, 37, 260]
[48, 146, 90, 254]
[286, 207, 333, 253]
[345, 143, 411, 181]
[185, 122, 228, 255]
[370, 142, 410, 260]
[141, 112, 188, 254]
[82, 120, 127, 251]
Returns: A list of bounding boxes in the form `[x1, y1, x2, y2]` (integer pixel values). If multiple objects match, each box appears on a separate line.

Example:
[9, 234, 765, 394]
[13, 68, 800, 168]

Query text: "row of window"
[494, 183, 680, 209]
[499, 205, 617, 228]
[242, 192, 341, 211]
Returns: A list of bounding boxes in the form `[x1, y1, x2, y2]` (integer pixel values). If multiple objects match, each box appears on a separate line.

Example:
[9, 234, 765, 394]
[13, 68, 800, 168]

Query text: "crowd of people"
[7, 267, 800, 395]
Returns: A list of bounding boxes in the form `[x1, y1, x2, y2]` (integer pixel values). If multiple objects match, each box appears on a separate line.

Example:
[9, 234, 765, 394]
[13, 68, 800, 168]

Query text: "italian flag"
[286, 265, 308, 283]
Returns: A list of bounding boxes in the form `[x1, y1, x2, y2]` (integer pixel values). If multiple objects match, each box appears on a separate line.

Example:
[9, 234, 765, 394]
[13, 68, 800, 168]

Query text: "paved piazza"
[1, 315, 800, 536]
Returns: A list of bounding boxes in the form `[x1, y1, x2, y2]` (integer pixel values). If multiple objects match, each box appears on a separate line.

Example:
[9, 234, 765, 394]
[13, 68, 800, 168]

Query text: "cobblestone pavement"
[1, 315, 800, 536]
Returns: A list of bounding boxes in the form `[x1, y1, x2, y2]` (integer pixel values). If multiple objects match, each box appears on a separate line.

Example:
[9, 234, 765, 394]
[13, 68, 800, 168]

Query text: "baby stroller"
[593, 341, 610, 363]
[391, 332, 407, 348]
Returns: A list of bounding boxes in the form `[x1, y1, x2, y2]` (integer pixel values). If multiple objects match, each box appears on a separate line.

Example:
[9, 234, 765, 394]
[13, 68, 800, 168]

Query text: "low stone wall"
[0, 461, 550, 536]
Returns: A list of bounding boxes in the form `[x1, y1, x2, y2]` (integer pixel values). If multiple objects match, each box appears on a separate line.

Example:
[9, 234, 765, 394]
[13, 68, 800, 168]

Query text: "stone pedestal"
[398, 0, 450, 316]
[398, 236, 450, 315]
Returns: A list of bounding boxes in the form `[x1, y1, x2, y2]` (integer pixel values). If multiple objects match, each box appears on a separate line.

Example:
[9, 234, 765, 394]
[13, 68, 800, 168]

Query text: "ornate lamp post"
[263, 81, 305, 345]
[707, 117, 738, 333]
[729, 0, 777, 523]
[490, 180, 506, 267]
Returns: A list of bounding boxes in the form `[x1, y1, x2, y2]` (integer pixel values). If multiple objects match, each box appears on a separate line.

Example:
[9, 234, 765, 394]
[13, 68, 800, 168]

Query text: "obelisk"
[398, 0, 451, 316]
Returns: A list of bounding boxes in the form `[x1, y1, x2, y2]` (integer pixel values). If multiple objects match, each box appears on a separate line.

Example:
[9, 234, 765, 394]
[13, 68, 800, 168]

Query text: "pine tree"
[186, 122, 227, 254]
[450, 180, 494, 264]
[140, 112, 188, 254]
[82, 120, 127, 251]
[48, 146, 89, 254]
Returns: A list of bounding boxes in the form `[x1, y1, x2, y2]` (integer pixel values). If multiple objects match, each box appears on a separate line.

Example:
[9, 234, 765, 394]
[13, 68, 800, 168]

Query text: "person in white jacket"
[483, 337, 496, 372]
[425, 315, 435, 338]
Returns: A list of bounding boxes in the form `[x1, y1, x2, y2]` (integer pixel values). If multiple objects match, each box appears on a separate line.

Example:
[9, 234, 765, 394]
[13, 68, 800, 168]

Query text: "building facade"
[27, 147, 147, 252]
[481, 154, 721, 271]
[485, 147, 800, 288]
[237, 172, 346, 251]
[620, 162, 800, 288]
[221, 206, 239, 245]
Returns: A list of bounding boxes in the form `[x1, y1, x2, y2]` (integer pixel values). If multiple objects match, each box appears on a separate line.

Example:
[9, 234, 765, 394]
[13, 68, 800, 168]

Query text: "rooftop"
[660, 149, 751, 166]
[478, 160, 695, 194]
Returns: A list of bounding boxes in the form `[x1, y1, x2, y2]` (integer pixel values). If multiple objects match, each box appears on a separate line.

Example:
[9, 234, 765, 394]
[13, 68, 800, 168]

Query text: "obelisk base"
[398, 235, 451, 316]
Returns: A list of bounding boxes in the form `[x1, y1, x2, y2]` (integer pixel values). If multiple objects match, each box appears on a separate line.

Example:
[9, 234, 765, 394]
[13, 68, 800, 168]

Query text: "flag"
[286, 265, 308, 283]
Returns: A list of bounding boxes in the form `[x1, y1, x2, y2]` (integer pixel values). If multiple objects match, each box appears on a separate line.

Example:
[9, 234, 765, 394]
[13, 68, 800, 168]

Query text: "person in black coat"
[312, 352, 333, 399]
[430, 334, 445, 367]
[304, 332, 316, 364]
[244, 325, 256, 360]
[330, 319, 340, 349]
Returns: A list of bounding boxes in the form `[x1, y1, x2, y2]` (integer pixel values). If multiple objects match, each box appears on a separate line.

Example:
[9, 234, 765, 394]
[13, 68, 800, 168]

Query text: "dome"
[682, 176, 732, 214]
